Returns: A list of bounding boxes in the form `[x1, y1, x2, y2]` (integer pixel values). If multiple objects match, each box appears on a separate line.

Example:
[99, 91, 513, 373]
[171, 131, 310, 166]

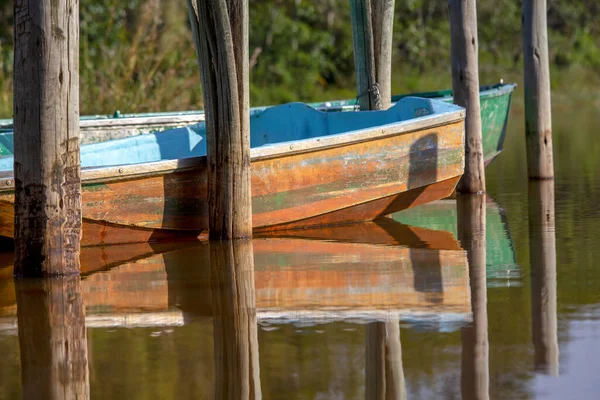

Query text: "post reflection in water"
[15, 275, 90, 400]
[210, 240, 262, 399]
[457, 194, 489, 400]
[528, 180, 559, 376]
[365, 320, 406, 400]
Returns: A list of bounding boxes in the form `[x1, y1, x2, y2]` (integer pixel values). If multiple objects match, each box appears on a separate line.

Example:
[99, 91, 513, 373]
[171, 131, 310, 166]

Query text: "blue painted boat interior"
[0, 97, 448, 172]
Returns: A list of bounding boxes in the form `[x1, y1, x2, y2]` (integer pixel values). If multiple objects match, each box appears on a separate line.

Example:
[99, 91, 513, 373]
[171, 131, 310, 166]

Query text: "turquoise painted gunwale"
[0, 97, 465, 188]
[0, 83, 512, 163]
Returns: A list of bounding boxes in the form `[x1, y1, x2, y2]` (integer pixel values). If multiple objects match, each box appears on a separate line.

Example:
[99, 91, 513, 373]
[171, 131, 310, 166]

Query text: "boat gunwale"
[0, 106, 465, 191]
[0, 83, 514, 130]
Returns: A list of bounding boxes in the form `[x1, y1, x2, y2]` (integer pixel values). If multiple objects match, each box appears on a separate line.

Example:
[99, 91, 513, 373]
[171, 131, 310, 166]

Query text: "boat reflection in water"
[0, 219, 472, 398]
[392, 196, 521, 287]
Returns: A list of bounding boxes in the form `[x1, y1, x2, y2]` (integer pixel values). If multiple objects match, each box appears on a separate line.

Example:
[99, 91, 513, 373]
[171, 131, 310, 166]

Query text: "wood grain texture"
[0, 120, 464, 245]
[522, 0, 554, 179]
[13, 0, 82, 275]
[449, 0, 486, 194]
[188, 0, 252, 239]
[350, 0, 378, 111]
[528, 180, 558, 375]
[16, 276, 90, 399]
[457, 194, 489, 400]
[371, 0, 395, 110]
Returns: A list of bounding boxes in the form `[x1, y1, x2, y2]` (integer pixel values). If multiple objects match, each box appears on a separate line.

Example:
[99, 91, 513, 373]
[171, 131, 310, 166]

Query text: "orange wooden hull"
[0, 120, 464, 245]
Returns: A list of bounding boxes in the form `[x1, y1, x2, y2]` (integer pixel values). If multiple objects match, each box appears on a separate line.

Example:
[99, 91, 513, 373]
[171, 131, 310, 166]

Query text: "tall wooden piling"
[522, 0, 554, 179]
[13, 0, 82, 275]
[457, 194, 489, 400]
[16, 276, 90, 399]
[449, 0, 486, 194]
[350, 0, 395, 111]
[210, 240, 261, 399]
[371, 0, 395, 110]
[187, 0, 252, 240]
[528, 180, 559, 375]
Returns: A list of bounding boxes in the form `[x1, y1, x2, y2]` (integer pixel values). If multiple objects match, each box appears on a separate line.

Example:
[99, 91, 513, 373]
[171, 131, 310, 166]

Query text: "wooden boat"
[0, 220, 470, 328]
[0, 82, 514, 164]
[392, 197, 521, 287]
[0, 98, 465, 245]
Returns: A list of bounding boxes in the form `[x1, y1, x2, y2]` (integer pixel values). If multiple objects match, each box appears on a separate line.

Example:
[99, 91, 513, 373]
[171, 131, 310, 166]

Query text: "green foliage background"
[0, 0, 599, 117]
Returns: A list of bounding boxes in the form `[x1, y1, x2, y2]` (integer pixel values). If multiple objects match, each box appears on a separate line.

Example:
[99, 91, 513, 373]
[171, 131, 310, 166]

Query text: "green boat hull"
[0, 83, 515, 163]
[391, 198, 520, 288]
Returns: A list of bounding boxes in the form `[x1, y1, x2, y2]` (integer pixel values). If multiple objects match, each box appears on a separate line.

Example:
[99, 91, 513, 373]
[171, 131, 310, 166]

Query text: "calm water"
[0, 90, 599, 399]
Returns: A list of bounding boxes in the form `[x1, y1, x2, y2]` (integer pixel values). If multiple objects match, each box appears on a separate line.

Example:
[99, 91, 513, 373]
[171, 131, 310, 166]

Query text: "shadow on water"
[528, 180, 559, 376]
[15, 276, 90, 399]
[457, 194, 490, 400]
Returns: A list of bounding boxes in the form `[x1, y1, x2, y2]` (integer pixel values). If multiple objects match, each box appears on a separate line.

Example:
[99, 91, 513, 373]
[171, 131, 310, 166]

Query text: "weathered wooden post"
[365, 318, 406, 400]
[187, 0, 252, 240]
[350, 5, 404, 398]
[449, 0, 486, 194]
[522, 0, 554, 179]
[210, 240, 261, 399]
[350, 0, 395, 111]
[13, 0, 82, 275]
[528, 180, 559, 375]
[457, 194, 489, 400]
[16, 276, 90, 399]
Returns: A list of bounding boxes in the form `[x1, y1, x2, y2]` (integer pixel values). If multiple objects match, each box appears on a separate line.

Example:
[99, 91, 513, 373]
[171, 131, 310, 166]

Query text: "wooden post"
[210, 240, 261, 399]
[528, 180, 559, 375]
[449, 0, 486, 194]
[371, 0, 395, 110]
[350, 0, 395, 111]
[522, 0, 554, 179]
[187, 0, 252, 240]
[13, 0, 82, 275]
[457, 194, 489, 400]
[16, 276, 90, 399]
[365, 319, 406, 400]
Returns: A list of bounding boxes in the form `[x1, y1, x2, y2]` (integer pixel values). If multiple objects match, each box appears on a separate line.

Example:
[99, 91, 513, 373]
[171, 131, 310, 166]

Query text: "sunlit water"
[0, 91, 599, 399]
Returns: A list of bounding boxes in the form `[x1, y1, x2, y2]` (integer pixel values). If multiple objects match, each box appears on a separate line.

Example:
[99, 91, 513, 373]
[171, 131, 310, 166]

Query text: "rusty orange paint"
[0, 121, 464, 245]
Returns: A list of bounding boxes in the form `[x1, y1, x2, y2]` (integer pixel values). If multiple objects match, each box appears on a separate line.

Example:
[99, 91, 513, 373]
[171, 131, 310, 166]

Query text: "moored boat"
[0, 97, 465, 245]
[0, 82, 514, 164]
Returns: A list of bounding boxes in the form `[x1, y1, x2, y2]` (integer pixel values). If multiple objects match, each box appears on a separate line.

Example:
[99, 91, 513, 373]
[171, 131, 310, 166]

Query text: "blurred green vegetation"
[0, 0, 599, 117]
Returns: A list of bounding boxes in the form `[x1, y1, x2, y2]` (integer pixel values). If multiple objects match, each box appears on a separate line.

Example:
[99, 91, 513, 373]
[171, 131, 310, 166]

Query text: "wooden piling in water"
[350, 0, 395, 111]
[365, 320, 406, 400]
[13, 0, 82, 276]
[449, 0, 486, 194]
[522, 0, 554, 179]
[351, 7, 404, 397]
[457, 194, 489, 400]
[210, 240, 261, 399]
[16, 276, 90, 399]
[528, 180, 559, 375]
[187, 0, 252, 240]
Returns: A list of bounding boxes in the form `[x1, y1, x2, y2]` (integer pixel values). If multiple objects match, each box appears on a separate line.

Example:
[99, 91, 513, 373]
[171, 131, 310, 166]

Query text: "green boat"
[391, 197, 521, 288]
[0, 82, 515, 163]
